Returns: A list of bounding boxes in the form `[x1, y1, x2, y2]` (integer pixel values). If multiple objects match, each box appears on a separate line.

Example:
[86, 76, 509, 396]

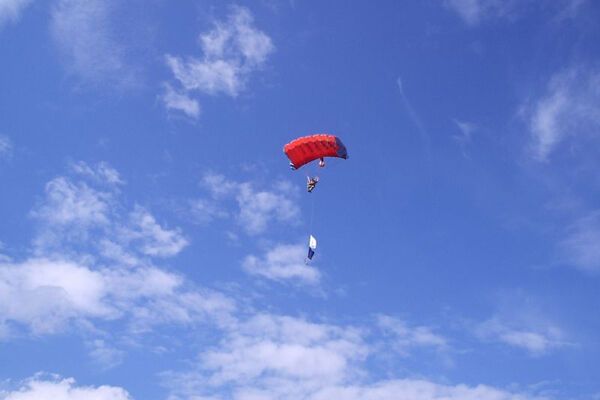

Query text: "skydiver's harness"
[307, 177, 319, 193]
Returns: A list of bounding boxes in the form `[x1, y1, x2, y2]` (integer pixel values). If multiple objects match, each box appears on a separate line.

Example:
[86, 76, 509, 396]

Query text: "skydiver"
[318, 158, 325, 168]
[307, 176, 319, 193]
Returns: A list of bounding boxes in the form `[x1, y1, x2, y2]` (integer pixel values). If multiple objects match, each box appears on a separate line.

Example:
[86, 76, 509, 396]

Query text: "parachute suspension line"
[308, 159, 317, 233]
[305, 188, 317, 264]
[309, 189, 316, 233]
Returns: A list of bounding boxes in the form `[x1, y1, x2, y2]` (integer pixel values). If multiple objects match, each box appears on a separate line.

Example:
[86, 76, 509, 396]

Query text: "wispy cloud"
[476, 317, 568, 355]
[452, 119, 477, 157]
[195, 172, 300, 235]
[445, 0, 518, 26]
[445, 0, 587, 26]
[70, 161, 124, 186]
[560, 211, 600, 272]
[50, 0, 139, 87]
[30, 162, 188, 260]
[524, 66, 600, 162]
[377, 315, 448, 355]
[86, 339, 125, 370]
[0, 163, 234, 356]
[243, 243, 321, 285]
[163, 6, 274, 117]
[474, 296, 572, 356]
[0, 0, 32, 28]
[0, 135, 13, 160]
[396, 77, 431, 162]
[120, 206, 189, 258]
[161, 83, 201, 119]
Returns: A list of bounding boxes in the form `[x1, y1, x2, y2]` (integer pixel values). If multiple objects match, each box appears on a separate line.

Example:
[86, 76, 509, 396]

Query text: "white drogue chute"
[307, 235, 317, 261]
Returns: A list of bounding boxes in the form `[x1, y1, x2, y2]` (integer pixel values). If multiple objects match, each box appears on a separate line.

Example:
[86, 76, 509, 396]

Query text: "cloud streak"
[397, 77, 431, 163]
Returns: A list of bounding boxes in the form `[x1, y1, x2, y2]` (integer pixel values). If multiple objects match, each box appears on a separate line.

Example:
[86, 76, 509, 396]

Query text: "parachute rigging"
[284, 133, 348, 263]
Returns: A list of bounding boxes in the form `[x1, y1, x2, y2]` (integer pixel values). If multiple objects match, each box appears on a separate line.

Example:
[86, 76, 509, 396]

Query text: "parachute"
[283, 134, 348, 170]
[284, 133, 348, 263]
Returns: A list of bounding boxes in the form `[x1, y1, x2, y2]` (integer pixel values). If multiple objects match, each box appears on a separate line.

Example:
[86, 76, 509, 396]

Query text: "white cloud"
[0, 257, 234, 338]
[0, 135, 12, 159]
[0, 0, 32, 28]
[0, 258, 111, 336]
[31, 162, 188, 260]
[445, 0, 587, 26]
[197, 173, 300, 235]
[189, 198, 229, 225]
[452, 119, 477, 156]
[50, 0, 137, 87]
[445, 0, 514, 25]
[377, 315, 448, 355]
[120, 206, 189, 258]
[164, 6, 274, 116]
[475, 316, 569, 356]
[0, 162, 234, 346]
[87, 339, 125, 369]
[0, 375, 132, 400]
[242, 243, 320, 285]
[70, 161, 124, 186]
[525, 67, 600, 161]
[235, 182, 299, 234]
[31, 177, 112, 228]
[163, 313, 368, 399]
[560, 211, 600, 272]
[161, 83, 201, 119]
[164, 314, 544, 400]
[308, 380, 544, 400]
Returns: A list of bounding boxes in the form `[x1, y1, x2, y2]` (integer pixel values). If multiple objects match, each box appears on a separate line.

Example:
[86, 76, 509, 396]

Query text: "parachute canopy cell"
[284, 134, 348, 170]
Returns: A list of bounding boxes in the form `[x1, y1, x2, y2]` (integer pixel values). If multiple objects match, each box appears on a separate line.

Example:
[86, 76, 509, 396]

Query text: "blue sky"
[1, 0, 600, 399]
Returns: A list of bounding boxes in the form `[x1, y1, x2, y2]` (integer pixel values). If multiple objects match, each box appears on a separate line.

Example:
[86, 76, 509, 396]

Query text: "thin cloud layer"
[445, 0, 586, 26]
[163, 6, 274, 117]
[195, 173, 299, 235]
[445, 0, 519, 26]
[474, 300, 571, 356]
[0, 135, 13, 160]
[242, 243, 321, 285]
[0, 0, 32, 28]
[560, 211, 600, 272]
[163, 313, 544, 400]
[50, 0, 138, 87]
[525, 67, 600, 161]
[377, 315, 448, 355]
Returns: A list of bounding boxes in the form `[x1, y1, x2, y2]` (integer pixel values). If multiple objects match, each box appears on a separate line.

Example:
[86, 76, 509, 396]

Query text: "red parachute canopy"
[284, 134, 348, 170]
